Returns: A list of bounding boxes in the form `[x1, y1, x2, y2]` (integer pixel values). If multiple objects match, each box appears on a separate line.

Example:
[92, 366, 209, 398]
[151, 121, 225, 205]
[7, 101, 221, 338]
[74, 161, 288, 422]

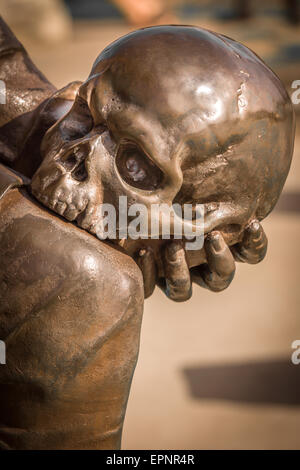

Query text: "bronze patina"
[0, 19, 294, 449]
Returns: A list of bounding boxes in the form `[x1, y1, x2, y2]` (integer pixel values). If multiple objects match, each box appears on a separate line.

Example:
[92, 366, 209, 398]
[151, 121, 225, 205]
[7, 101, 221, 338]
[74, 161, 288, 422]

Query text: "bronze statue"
[0, 19, 295, 449]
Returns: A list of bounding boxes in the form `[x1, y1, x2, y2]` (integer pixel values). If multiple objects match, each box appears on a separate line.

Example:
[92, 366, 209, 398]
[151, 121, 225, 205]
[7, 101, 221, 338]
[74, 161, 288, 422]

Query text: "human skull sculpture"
[31, 26, 295, 266]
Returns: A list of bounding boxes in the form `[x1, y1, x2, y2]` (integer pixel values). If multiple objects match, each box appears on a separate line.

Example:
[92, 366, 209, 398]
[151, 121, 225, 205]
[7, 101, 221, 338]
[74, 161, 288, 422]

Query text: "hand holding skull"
[136, 220, 267, 301]
[30, 26, 294, 302]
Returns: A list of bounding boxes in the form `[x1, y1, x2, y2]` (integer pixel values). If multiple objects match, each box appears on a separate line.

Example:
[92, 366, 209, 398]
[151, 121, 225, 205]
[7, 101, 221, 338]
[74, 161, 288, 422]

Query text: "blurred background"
[1, 0, 300, 450]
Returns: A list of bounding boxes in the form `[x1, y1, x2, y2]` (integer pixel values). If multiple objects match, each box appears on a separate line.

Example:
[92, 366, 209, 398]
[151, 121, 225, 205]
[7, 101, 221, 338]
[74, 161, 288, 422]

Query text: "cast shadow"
[182, 359, 300, 406]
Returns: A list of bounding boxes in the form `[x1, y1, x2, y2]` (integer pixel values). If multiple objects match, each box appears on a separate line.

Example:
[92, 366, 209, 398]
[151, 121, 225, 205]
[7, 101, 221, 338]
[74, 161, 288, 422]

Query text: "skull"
[31, 26, 295, 263]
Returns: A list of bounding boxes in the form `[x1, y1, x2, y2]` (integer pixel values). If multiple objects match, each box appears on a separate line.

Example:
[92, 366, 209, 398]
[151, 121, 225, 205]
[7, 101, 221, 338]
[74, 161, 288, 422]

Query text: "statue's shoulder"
[0, 173, 142, 301]
[0, 169, 143, 406]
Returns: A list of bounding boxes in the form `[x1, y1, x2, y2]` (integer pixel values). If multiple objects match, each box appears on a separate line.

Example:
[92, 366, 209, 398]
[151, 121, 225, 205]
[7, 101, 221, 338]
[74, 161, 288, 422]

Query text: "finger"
[135, 247, 157, 298]
[162, 241, 192, 302]
[191, 231, 235, 292]
[232, 220, 268, 264]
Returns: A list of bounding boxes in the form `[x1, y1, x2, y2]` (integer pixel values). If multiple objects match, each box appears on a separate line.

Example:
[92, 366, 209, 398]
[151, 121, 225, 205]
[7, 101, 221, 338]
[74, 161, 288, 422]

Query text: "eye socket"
[116, 142, 163, 190]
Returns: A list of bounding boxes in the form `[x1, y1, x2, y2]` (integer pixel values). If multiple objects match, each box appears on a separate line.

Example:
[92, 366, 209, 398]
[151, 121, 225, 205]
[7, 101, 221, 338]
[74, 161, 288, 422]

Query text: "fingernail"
[248, 220, 260, 233]
[210, 233, 224, 252]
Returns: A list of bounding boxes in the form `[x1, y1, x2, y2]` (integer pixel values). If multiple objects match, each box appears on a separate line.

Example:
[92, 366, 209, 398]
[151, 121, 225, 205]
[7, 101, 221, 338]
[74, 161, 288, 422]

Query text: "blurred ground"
[4, 2, 300, 449]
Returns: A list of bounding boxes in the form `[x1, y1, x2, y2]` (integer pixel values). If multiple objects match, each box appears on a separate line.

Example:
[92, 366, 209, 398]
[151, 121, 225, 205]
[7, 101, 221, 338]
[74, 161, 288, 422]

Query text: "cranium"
[31, 25, 295, 265]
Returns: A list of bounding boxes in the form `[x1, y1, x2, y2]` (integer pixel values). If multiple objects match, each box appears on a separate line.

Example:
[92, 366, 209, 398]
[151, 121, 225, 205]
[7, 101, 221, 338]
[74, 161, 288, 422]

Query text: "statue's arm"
[0, 16, 55, 126]
[0, 17, 55, 171]
[0, 18, 82, 178]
